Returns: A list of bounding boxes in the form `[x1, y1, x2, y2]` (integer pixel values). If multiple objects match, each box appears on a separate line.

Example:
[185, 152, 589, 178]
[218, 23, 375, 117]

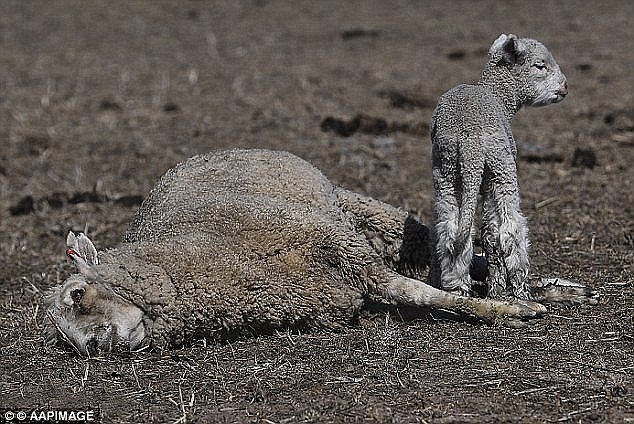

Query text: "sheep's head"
[44, 232, 145, 356]
[487, 33, 568, 107]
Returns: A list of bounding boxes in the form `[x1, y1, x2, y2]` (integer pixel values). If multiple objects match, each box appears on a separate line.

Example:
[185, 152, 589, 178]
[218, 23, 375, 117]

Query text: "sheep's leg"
[531, 278, 599, 305]
[329, 223, 540, 326]
[382, 271, 546, 327]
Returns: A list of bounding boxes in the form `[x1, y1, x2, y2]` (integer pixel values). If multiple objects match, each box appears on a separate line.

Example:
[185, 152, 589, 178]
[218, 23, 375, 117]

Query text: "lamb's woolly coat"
[430, 34, 568, 298]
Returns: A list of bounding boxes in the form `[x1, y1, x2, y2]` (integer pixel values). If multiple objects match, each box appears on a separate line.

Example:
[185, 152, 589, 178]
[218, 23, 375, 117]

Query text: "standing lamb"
[430, 34, 568, 299]
[45, 148, 593, 356]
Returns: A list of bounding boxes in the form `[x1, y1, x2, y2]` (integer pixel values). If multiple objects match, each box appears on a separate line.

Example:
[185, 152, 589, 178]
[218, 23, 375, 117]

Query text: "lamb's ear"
[66, 231, 99, 276]
[489, 33, 525, 66]
[489, 34, 510, 54]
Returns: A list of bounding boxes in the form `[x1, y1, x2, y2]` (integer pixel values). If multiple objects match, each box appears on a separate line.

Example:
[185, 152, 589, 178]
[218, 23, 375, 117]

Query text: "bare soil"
[1, 1, 632, 423]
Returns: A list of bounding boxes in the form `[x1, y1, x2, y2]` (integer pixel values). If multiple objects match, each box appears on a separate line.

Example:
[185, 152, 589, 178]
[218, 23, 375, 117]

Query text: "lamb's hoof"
[531, 278, 599, 305]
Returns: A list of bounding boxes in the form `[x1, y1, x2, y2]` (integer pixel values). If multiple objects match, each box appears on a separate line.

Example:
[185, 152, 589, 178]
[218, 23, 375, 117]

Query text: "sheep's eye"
[533, 62, 547, 70]
[71, 288, 85, 305]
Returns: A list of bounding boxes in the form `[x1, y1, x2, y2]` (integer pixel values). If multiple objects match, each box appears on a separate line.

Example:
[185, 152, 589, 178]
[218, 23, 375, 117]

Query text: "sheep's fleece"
[45, 149, 435, 350]
[44, 149, 593, 354]
[121, 148, 414, 346]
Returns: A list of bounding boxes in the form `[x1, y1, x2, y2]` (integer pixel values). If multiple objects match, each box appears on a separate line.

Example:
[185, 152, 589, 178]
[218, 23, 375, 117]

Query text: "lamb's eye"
[533, 62, 547, 70]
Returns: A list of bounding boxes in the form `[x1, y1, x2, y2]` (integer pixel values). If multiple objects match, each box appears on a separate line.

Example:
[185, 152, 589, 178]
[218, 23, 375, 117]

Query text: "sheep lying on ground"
[431, 34, 569, 299]
[44, 149, 595, 356]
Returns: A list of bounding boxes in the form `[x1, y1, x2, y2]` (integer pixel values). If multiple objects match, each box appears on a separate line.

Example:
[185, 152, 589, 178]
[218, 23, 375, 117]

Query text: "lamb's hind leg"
[482, 176, 531, 300]
[432, 192, 468, 294]
[432, 153, 482, 296]
[481, 185, 505, 297]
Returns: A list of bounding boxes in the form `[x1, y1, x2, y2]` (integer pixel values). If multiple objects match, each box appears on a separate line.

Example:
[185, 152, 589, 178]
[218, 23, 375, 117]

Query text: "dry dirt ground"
[1, 1, 632, 423]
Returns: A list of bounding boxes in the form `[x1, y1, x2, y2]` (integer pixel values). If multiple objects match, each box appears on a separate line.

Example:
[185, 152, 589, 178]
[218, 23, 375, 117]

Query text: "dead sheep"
[431, 34, 569, 299]
[43, 149, 595, 356]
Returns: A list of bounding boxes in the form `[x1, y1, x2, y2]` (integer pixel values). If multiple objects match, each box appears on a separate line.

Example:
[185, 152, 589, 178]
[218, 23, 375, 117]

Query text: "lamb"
[430, 34, 568, 299]
[43, 149, 595, 356]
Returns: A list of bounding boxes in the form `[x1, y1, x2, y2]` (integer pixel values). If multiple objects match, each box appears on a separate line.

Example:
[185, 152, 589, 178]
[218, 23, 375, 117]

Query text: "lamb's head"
[43, 232, 145, 356]
[485, 33, 568, 108]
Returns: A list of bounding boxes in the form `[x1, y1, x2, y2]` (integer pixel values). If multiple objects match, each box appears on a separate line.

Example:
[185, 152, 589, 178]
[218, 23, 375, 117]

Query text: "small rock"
[45, 192, 66, 209]
[356, 114, 388, 136]
[447, 50, 466, 60]
[10, 196, 35, 215]
[68, 191, 104, 204]
[114, 195, 144, 207]
[341, 29, 380, 40]
[99, 98, 122, 111]
[163, 102, 180, 113]
[571, 148, 598, 169]
[320, 116, 359, 137]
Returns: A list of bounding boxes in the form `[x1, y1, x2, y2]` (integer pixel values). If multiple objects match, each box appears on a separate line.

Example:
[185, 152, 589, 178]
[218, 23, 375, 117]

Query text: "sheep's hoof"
[490, 299, 547, 328]
[519, 299, 548, 315]
[531, 278, 599, 305]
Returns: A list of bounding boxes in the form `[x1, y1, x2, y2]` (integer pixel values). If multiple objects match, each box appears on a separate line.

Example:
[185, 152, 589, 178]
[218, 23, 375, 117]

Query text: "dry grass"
[1, 1, 632, 422]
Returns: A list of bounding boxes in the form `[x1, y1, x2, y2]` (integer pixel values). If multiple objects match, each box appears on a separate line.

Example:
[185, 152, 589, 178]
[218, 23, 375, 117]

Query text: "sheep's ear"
[66, 231, 99, 276]
[489, 33, 525, 66]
